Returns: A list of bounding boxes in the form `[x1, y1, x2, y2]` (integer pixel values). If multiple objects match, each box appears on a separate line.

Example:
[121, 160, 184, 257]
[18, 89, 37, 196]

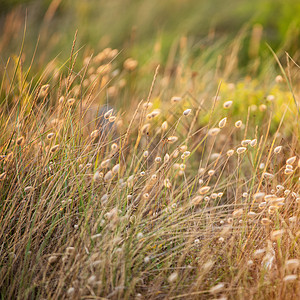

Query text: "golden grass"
[0, 35, 299, 300]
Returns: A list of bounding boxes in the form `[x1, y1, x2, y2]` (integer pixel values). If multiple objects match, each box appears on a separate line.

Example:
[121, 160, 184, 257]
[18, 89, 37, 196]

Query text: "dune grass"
[0, 24, 299, 300]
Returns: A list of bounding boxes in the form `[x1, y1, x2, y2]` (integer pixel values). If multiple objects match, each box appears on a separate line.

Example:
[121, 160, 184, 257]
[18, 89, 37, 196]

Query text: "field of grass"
[0, 1, 300, 299]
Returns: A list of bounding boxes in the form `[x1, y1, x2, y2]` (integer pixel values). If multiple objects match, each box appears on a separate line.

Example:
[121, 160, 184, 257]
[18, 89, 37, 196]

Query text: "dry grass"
[0, 33, 299, 300]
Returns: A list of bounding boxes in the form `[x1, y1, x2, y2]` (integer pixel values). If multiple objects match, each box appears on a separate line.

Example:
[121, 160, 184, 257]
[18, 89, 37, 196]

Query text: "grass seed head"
[235, 120, 242, 128]
[218, 117, 227, 128]
[274, 146, 282, 154]
[223, 100, 233, 109]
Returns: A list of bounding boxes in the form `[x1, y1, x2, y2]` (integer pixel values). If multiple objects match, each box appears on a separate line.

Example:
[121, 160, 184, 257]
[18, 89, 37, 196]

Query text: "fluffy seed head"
[236, 147, 246, 154]
[274, 146, 282, 154]
[112, 164, 120, 174]
[183, 108, 192, 116]
[141, 123, 151, 135]
[285, 259, 300, 271]
[161, 121, 168, 131]
[218, 117, 227, 128]
[199, 186, 211, 195]
[168, 272, 178, 283]
[50, 144, 59, 153]
[235, 120, 242, 128]
[209, 282, 225, 294]
[167, 136, 178, 143]
[90, 130, 99, 138]
[47, 132, 55, 140]
[227, 149, 234, 157]
[223, 100, 233, 109]
[171, 96, 182, 103]
[67, 98, 75, 106]
[104, 170, 113, 181]
[104, 109, 113, 119]
[241, 139, 251, 146]
[283, 275, 297, 282]
[286, 156, 296, 165]
[250, 139, 257, 147]
[208, 128, 221, 136]
[271, 229, 285, 240]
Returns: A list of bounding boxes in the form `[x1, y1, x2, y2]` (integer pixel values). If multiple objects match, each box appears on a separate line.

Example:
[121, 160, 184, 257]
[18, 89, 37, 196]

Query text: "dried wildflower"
[104, 170, 113, 181]
[266, 95, 275, 102]
[199, 186, 211, 195]
[235, 120, 242, 128]
[274, 146, 282, 154]
[143, 151, 149, 157]
[242, 192, 248, 198]
[171, 96, 182, 103]
[208, 128, 221, 136]
[236, 147, 246, 154]
[183, 108, 192, 116]
[218, 117, 227, 128]
[223, 100, 233, 109]
[227, 149, 234, 157]
[50, 144, 59, 153]
[286, 156, 296, 165]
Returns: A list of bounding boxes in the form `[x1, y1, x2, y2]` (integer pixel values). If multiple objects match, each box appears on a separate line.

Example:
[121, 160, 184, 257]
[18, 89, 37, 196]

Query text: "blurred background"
[1, 0, 300, 76]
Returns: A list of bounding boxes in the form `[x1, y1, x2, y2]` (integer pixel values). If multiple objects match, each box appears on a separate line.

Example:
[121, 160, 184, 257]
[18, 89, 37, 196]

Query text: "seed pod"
[104, 170, 113, 181]
[50, 144, 59, 153]
[227, 149, 234, 157]
[171, 96, 182, 103]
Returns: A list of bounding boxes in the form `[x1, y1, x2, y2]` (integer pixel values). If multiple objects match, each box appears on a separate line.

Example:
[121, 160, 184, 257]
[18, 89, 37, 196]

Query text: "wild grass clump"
[0, 37, 299, 300]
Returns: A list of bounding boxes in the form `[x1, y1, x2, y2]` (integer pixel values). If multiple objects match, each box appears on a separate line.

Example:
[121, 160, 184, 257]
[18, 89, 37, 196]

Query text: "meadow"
[0, 1, 299, 299]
